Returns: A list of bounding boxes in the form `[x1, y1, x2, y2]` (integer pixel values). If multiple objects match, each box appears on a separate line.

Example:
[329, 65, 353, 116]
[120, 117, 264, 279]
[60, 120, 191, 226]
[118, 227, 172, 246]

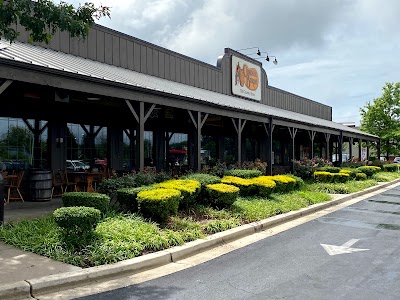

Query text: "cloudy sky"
[70, 0, 400, 125]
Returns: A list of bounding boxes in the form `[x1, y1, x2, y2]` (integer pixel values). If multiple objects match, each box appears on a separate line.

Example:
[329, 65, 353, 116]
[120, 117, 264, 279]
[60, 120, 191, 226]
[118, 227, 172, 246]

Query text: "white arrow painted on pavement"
[321, 239, 369, 256]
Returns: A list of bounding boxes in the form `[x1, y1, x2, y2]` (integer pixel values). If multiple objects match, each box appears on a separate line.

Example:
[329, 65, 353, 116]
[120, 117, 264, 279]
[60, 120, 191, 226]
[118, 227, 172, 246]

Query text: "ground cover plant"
[0, 169, 398, 268]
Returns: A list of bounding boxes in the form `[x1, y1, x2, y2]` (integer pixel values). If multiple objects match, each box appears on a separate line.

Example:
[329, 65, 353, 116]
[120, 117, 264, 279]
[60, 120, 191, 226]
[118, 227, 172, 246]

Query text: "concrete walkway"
[0, 180, 400, 300]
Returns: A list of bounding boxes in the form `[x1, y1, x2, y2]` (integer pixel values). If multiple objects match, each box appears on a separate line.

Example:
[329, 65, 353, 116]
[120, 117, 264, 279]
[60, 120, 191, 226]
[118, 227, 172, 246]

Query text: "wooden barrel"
[30, 170, 53, 201]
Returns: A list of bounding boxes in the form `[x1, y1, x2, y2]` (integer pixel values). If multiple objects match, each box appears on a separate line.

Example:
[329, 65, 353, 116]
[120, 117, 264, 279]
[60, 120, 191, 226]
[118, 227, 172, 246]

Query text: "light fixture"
[86, 97, 101, 101]
[254, 55, 278, 65]
[235, 46, 261, 56]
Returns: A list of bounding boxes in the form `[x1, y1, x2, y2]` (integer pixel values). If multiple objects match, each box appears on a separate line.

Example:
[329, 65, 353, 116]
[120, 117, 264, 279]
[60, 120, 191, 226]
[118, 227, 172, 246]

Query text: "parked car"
[393, 157, 400, 164]
[66, 160, 90, 171]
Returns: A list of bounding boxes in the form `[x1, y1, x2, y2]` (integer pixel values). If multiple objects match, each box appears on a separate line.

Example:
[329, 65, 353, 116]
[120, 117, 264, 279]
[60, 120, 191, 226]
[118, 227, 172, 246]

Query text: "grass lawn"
[0, 171, 399, 267]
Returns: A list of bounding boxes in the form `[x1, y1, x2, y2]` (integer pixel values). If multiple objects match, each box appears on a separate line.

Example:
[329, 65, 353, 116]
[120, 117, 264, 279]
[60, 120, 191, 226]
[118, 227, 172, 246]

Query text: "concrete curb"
[5, 178, 400, 299]
[0, 281, 31, 300]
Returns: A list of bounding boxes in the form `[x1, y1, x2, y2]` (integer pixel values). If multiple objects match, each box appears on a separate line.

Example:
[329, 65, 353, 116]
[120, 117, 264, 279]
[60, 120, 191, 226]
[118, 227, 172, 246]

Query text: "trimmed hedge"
[154, 179, 201, 207]
[224, 169, 262, 179]
[357, 166, 381, 177]
[206, 183, 240, 208]
[264, 175, 296, 193]
[314, 171, 350, 183]
[250, 176, 276, 197]
[62, 192, 110, 214]
[137, 188, 181, 223]
[116, 186, 155, 212]
[183, 173, 221, 202]
[316, 166, 341, 173]
[221, 176, 257, 196]
[356, 172, 367, 181]
[53, 206, 101, 233]
[383, 164, 398, 172]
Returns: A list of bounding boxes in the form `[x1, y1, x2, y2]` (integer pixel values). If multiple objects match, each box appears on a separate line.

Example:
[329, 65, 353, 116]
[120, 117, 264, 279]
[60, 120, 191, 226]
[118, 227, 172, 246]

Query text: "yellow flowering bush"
[137, 188, 181, 222]
[263, 175, 296, 193]
[206, 183, 240, 208]
[250, 176, 277, 197]
[221, 176, 257, 196]
[154, 179, 201, 207]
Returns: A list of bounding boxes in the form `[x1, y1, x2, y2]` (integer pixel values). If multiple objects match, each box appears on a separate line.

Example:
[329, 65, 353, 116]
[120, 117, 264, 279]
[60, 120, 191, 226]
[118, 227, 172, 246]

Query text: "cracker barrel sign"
[231, 56, 261, 101]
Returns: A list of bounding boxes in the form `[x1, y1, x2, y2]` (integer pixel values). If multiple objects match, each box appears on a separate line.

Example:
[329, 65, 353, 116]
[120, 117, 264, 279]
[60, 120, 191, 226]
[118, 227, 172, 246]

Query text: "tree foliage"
[0, 0, 110, 44]
[360, 82, 400, 156]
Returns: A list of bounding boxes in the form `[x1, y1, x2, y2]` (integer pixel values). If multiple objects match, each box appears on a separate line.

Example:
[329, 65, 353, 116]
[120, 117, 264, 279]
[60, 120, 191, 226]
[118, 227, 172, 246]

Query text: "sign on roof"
[231, 55, 261, 101]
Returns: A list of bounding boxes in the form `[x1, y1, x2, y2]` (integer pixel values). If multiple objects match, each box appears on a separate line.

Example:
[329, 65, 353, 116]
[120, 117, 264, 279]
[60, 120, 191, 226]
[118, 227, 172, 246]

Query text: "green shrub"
[314, 171, 332, 183]
[331, 173, 350, 183]
[154, 179, 201, 207]
[137, 188, 181, 223]
[206, 183, 239, 208]
[250, 176, 276, 197]
[221, 176, 257, 196]
[356, 173, 367, 181]
[383, 164, 398, 172]
[54, 206, 101, 232]
[116, 186, 155, 212]
[340, 168, 361, 179]
[265, 175, 296, 193]
[223, 169, 262, 179]
[316, 166, 341, 173]
[62, 192, 110, 214]
[183, 173, 221, 202]
[283, 174, 304, 190]
[153, 170, 172, 183]
[97, 175, 136, 198]
[134, 170, 156, 187]
[357, 166, 381, 177]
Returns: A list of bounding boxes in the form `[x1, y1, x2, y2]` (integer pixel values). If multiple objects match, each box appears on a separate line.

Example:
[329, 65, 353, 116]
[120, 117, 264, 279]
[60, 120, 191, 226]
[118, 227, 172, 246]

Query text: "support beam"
[288, 127, 298, 173]
[349, 137, 354, 161]
[324, 133, 331, 160]
[188, 111, 209, 170]
[338, 131, 343, 166]
[232, 118, 247, 166]
[0, 80, 12, 95]
[358, 138, 362, 161]
[308, 130, 316, 159]
[366, 141, 370, 161]
[263, 117, 274, 175]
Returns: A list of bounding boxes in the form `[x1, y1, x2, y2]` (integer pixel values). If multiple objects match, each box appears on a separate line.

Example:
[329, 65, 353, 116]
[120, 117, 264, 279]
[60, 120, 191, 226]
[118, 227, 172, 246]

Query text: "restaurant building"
[0, 23, 379, 177]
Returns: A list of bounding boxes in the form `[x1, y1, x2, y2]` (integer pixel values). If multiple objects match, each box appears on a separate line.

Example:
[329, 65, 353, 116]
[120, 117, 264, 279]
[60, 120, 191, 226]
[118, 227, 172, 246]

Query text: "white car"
[393, 157, 400, 164]
[66, 160, 90, 171]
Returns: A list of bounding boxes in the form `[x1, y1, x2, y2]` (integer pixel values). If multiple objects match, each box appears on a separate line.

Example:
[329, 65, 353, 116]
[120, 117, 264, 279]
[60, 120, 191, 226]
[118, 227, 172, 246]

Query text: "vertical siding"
[159, 52, 165, 78]
[70, 37, 79, 56]
[104, 33, 113, 64]
[153, 50, 159, 76]
[264, 87, 332, 120]
[199, 66, 205, 89]
[133, 42, 141, 72]
[59, 31, 70, 53]
[140, 45, 147, 73]
[165, 54, 171, 80]
[96, 30, 105, 62]
[146, 47, 153, 76]
[170, 55, 176, 81]
[112, 35, 120, 67]
[127, 40, 134, 70]
[189, 62, 195, 86]
[120, 38, 127, 69]
[87, 28, 96, 60]
[211, 70, 216, 92]
[194, 64, 199, 87]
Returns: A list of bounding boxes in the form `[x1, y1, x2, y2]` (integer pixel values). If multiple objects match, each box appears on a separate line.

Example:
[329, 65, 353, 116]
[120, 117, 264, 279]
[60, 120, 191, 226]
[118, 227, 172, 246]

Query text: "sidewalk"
[1, 180, 400, 300]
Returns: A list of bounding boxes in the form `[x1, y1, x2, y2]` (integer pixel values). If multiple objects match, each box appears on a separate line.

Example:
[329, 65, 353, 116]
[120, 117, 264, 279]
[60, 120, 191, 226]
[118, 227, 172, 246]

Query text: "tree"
[360, 82, 400, 157]
[0, 125, 33, 161]
[0, 0, 110, 44]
